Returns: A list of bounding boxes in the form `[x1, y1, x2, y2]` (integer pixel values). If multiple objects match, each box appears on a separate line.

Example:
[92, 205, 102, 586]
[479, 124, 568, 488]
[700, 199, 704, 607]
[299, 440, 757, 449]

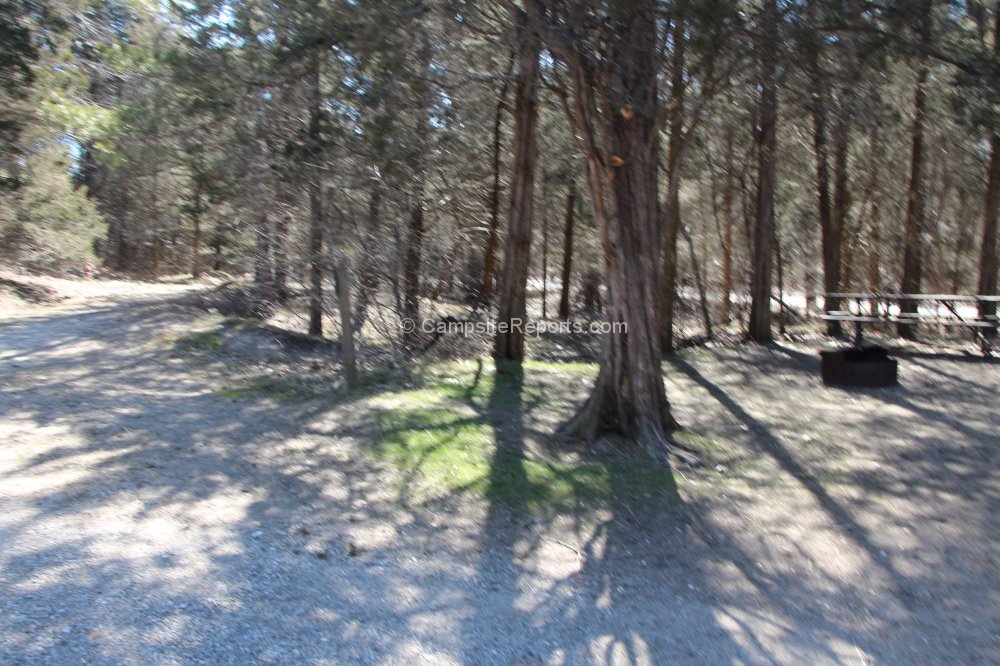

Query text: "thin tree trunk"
[899, 6, 931, 339]
[307, 51, 324, 336]
[254, 209, 273, 302]
[250, 122, 274, 301]
[333, 259, 359, 389]
[150, 171, 161, 279]
[355, 185, 381, 332]
[431, 240, 460, 300]
[494, 5, 541, 361]
[721, 127, 735, 323]
[810, 68, 841, 335]
[541, 177, 549, 319]
[479, 51, 516, 307]
[191, 180, 203, 279]
[660, 15, 686, 352]
[979, 136, 1000, 319]
[681, 221, 713, 339]
[558, 181, 576, 320]
[866, 128, 883, 302]
[776, 229, 786, 336]
[402, 197, 424, 349]
[273, 184, 293, 303]
[748, 0, 779, 343]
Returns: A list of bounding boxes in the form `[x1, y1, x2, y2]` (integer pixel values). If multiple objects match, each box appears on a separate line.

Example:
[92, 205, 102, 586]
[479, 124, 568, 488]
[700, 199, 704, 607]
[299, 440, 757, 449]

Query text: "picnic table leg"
[854, 320, 863, 347]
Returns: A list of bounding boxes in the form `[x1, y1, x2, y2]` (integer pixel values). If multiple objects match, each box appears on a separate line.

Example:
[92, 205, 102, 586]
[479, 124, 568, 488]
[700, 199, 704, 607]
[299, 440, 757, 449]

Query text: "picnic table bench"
[819, 293, 1000, 354]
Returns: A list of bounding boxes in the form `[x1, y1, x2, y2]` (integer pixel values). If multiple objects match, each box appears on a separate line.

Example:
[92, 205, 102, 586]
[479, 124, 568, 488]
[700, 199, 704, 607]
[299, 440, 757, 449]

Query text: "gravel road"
[1, 279, 998, 664]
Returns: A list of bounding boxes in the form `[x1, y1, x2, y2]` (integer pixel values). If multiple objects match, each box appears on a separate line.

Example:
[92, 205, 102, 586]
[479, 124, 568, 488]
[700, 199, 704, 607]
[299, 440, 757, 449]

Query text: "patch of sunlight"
[374, 402, 677, 512]
[674, 431, 726, 453]
[168, 330, 222, 353]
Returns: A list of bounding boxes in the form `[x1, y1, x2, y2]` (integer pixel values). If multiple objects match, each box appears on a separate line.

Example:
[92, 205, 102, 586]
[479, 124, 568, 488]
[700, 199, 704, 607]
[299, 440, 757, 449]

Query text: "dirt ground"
[1, 276, 998, 664]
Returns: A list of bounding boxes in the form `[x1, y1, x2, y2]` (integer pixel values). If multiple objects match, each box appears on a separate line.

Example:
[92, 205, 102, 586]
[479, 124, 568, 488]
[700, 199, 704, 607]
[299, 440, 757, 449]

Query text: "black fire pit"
[820, 345, 898, 388]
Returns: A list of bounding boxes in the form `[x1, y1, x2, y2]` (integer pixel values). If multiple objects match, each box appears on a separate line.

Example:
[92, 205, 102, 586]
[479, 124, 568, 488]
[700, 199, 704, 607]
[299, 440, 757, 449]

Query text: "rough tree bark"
[748, 0, 779, 344]
[557, 181, 576, 321]
[552, 0, 678, 452]
[494, 4, 541, 361]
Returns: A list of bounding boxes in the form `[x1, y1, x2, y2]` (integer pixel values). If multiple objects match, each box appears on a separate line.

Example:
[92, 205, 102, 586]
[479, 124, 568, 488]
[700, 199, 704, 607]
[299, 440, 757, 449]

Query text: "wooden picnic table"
[818, 293, 999, 353]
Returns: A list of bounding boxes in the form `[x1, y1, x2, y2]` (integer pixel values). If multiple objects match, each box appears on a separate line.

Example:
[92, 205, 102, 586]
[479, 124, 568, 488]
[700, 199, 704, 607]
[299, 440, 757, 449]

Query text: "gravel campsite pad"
[1, 278, 998, 664]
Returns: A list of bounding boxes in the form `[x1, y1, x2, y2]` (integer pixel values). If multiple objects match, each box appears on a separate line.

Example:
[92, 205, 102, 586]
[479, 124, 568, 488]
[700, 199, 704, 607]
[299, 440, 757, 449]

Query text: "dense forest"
[2, 0, 999, 450]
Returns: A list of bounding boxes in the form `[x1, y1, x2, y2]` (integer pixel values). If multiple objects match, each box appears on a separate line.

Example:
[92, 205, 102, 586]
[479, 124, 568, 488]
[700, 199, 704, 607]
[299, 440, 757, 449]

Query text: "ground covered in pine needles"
[1, 275, 997, 663]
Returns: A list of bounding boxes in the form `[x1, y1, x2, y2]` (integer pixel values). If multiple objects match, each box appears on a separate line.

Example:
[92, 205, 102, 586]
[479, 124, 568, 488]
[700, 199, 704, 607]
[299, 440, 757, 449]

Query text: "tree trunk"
[748, 0, 779, 344]
[150, 171, 161, 279]
[978, 4, 1000, 323]
[273, 184, 293, 303]
[776, 229, 786, 336]
[558, 181, 576, 320]
[478, 52, 515, 307]
[681, 221, 713, 339]
[494, 6, 540, 362]
[560, 0, 677, 452]
[721, 127, 734, 323]
[810, 69, 842, 335]
[333, 259, 359, 389]
[191, 179, 203, 279]
[540, 175, 550, 319]
[430, 240, 460, 300]
[254, 209, 273, 301]
[402, 197, 424, 349]
[660, 15, 686, 352]
[307, 53, 325, 336]
[978, 135, 1000, 321]
[899, 6, 931, 339]
[581, 269, 601, 315]
[355, 185, 381, 332]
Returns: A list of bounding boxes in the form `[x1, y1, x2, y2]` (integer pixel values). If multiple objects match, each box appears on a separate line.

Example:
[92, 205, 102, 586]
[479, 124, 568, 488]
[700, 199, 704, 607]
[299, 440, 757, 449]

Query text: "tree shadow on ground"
[667, 345, 999, 661]
[2, 296, 997, 662]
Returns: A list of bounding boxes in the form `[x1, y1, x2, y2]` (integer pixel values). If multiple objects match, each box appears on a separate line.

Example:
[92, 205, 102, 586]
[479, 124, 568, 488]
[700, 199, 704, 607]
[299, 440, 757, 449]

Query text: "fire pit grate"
[820, 345, 898, 388]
